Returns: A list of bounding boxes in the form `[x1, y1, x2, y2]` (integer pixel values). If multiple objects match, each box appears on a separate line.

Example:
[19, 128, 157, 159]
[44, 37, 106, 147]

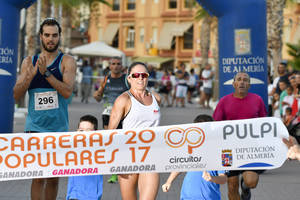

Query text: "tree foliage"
[286, 41, 300, 71]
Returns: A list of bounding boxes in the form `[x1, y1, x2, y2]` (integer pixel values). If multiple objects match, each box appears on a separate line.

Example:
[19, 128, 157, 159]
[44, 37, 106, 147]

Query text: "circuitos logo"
[164, 127, 205, 154]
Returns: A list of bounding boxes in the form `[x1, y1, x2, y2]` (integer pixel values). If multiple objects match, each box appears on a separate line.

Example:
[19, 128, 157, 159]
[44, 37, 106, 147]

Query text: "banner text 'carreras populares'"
[0, 117, 288, 181]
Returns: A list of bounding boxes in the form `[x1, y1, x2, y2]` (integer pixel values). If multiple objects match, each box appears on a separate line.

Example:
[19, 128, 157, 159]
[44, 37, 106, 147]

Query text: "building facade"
[88, 0, 300, 70]
[88, 0, 217, 70]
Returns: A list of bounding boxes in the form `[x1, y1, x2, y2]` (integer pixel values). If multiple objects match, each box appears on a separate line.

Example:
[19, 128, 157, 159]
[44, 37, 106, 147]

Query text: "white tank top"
[123, 92, 161, 129]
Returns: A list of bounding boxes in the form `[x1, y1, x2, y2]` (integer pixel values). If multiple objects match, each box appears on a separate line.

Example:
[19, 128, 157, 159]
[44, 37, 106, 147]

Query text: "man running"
[213, 72, 267, 200]
[93, 57, 128, 183]
[13, 18, 76, 200]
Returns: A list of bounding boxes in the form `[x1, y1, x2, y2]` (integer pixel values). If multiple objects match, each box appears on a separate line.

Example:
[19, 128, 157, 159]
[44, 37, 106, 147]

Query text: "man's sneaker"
[107, 174, 118, 183]
[241, 177, 251, 200]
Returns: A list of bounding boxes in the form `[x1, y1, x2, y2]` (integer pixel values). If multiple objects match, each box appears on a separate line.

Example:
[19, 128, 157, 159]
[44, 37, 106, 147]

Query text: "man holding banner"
[13, 18, 76, 200]
[108, 62, 161, 200]
[213, 72, 267, 200]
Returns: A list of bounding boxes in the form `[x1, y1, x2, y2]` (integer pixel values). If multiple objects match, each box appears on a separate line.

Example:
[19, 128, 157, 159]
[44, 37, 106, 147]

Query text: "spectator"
[272, 92, 281, 118]
[289, 75, 299, 116]
[282, 85, 294, 116]
[169, 70, 177, 107]
[159, 70, 172, 107]
[187, 68, 199, 104]
[199, 64, 214, 109]
[81, 60, 93, 104]
[268, 75, 274, 116]
[271, 62, 290, 95]
[175, 70, 188, 107]
[278, 80, 288, 117]
[148, 64, 157, 91]
[283, 107, 293, 127]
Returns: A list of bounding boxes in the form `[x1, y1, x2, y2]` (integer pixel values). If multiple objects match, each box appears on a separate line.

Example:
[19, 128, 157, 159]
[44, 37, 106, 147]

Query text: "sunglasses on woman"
[130, 72, 149, 79]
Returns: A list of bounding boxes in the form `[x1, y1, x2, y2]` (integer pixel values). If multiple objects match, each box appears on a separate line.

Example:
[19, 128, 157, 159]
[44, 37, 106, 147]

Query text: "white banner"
[0, 117, 289, 181]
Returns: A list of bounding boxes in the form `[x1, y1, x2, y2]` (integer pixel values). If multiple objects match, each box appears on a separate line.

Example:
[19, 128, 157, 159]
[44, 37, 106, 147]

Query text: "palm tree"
[266, 0, 286, 77]
[51, 0, 110, 50]
[286, 41, 300, 71]
[195, 8, 213, 68]
[41, 0, 52, 19]
[194, 4, 219, 100]
[25, 2, 38, 56]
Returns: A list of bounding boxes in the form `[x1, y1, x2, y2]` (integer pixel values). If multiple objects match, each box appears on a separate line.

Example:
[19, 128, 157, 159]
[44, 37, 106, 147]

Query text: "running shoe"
[107, 174, 118, 183]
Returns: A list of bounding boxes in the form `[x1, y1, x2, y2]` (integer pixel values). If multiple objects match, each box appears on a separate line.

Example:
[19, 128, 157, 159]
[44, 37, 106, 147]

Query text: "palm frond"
[195, 7, 209, 20]
[286, 41, 300, 70]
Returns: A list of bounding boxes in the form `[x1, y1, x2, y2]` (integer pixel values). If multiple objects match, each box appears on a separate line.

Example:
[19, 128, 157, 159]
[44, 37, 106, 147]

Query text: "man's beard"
[41, 40, 60, 53]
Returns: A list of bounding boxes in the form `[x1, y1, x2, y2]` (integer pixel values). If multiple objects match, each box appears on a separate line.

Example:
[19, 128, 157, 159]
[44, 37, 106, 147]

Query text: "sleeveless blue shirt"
[25, 52, 69, 132]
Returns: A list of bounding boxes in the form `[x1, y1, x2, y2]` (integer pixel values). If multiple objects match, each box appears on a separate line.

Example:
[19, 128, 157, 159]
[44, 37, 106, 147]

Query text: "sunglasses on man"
[130, 72, 149, 79]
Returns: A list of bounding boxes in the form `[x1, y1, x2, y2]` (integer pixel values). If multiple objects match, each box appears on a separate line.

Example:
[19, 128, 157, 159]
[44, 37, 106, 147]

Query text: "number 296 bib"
[34, 91, 59, 111]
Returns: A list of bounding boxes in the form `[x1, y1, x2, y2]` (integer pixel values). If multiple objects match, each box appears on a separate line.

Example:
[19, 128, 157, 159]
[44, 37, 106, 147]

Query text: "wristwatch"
[44, 70, 52, 78]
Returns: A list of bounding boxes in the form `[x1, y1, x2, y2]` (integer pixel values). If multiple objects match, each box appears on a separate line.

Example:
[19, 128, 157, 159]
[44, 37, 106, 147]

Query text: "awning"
[133, 56, 174, 67]
[157, 22, 176, 50]
[157, 22, 193, 49]
[70, 41, 124, 57]
[103, 23, 119, 45]
[122, 22, 135, 27]
[172, 22, 193, 36]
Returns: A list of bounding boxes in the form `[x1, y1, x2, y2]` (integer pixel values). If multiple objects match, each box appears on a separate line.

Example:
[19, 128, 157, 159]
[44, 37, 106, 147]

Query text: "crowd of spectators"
[268, 62, 300, 129]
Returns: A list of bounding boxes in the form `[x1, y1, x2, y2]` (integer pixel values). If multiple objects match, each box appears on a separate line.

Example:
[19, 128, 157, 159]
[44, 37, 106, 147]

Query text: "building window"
[112, 31, 119, 48]
[126, 26, 135, 48]
[183, 26, 193, 49]
[171, 37, 176, 50]
[169, 0, 177, 9]
[184, 0, 193, 9]
[140, 27, 144, 43]
[152, 27, 157, 45]
[127, 0, 136, 10]
[112, 0, 120, 11]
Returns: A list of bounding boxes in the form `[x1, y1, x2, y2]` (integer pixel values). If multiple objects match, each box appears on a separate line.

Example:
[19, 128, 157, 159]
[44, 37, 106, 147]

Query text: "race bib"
[102, 105, 113, 115]
[34, 91, 59, 111]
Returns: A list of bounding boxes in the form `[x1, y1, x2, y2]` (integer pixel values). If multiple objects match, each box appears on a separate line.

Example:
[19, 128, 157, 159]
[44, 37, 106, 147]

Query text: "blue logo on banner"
[238, 162, 273, 168]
